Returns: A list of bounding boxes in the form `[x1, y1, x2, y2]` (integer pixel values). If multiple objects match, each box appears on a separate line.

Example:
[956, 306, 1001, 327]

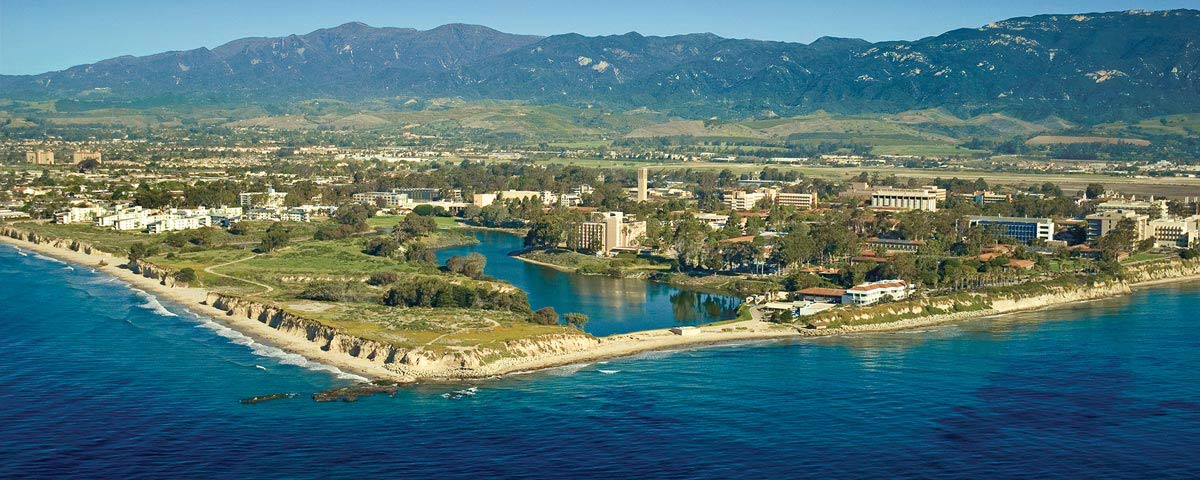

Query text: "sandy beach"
[4, 232, 1199, 384]
[0, 235, 404, 381]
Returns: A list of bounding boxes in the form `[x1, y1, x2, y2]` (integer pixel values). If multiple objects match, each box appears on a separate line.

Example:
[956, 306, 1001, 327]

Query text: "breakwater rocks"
[205, 292, 600, 379]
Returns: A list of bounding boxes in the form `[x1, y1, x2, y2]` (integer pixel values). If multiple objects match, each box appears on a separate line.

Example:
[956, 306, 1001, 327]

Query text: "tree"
[332, 203, 373, 231]
[565, 312, 589, 330]
[525, 216, 565, 248]
[445, 253, 487, 279]
[531, 306, 559, 325]
[173, 267, 197, 284]
[259, 223, 290, 253]
[411, 204, 435, 216]
[395, 214, 437, 242]
[1085, 183, 1105, 199]
[364, 237, 399, 257]
[403, 242, 436, 264]
[128, 242, 156, 264]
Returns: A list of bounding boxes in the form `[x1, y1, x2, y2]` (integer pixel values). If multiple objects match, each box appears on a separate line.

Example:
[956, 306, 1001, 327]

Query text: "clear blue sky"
[1, 0, 1197, 74]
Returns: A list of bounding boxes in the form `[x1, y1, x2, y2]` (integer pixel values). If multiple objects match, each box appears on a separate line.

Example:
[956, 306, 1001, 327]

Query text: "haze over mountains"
[3, 9, 1198, 123]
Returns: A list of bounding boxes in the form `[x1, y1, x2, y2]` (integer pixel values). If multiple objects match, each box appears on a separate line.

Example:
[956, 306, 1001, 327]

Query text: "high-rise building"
[637, 167, 649, 202]
[1086, 210, 1149, 243]
[72, 150, 103, 164]
[25, 150, 55, 165]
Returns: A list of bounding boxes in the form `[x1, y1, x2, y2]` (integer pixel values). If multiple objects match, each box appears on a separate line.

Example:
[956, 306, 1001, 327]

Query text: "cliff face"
[205, 292, 599, 378]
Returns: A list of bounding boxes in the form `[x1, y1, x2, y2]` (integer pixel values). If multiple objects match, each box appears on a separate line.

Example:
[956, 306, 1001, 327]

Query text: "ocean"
[1, 244, 1198, 479]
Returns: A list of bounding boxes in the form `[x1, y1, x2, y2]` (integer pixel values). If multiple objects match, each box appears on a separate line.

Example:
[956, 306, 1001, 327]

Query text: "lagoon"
[436, 230, 741, 336]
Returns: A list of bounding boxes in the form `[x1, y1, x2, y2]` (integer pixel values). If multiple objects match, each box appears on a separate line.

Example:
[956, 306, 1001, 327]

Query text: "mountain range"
[3, 9, 1198, 123]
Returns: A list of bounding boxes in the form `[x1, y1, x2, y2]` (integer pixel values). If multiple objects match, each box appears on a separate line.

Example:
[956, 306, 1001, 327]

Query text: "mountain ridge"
[3, 9, 1197, 123]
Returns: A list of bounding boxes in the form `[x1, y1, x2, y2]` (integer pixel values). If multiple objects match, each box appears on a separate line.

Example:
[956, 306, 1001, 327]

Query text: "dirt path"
[203, 253, 274, 294]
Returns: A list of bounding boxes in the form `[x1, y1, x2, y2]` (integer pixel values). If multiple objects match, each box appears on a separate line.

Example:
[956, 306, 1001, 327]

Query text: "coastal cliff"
[205, 292, 600, 379]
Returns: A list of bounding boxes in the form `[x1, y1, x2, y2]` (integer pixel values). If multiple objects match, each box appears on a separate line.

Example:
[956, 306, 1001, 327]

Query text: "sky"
[1, 0, 1198, 75]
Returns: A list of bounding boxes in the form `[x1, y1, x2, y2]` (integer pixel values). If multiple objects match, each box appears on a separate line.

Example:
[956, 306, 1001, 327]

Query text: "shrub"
[174, 267, 197, 284]
[382, 278, 530, 313]
[531, 306, 559, 325]
[298, 281, 369, 302]
[367, 271, 402, 286]
[564, 312, 589, 330]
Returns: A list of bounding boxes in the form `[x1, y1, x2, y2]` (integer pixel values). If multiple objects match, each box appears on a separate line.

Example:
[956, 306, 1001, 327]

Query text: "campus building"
[25, 150, 55, 165]
[869, 187, 944, 212]
[775, 192, 818, 209]
[1086, 210, 1150, 243]
[1095, 199, 1169, 220]
[966, 215, 1055, 243]
[841, 280, 911, 306]
[568, 211, 647, 255]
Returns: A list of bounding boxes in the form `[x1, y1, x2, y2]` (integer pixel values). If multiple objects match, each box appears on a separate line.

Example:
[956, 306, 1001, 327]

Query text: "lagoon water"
[2, 244, 1200, 479]
[437, 231, 741, 336]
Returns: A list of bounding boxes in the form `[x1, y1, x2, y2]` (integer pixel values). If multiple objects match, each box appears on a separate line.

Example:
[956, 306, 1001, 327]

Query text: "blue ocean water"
[2, 244, 1199, 479]
[437, 230, 741, 336]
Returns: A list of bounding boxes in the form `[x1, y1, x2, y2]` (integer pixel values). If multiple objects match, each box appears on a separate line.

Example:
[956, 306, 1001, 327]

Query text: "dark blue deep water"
[2, 244, 1199, 479]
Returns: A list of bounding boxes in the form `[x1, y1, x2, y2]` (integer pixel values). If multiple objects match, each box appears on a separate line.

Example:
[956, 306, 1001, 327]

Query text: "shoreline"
[5, 233, 1199, 385]
[0, 235, 402, 382]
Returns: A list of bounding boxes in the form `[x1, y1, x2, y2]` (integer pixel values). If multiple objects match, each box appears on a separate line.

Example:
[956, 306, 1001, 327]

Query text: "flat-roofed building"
[568, 211, 647, 255]
[966, 215, 1055, 243]
[1149, 216, 1200, 248]
[794, 287, 846, 304]
[870, 188, 940, 212]
[239, 187, 287, 209]
[776, 192, 818, 209]
[723, 190, 768, 211]
[1096, 199, 1168, 220]
[972, 191, 1011, 204]
[26, 150, 55, 165]
[1086, 210, 1150, 243]
[72, 150, 103, 163]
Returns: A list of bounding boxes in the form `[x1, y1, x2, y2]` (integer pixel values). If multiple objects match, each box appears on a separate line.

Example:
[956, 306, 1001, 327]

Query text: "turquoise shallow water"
[1, 244, 1199, 479]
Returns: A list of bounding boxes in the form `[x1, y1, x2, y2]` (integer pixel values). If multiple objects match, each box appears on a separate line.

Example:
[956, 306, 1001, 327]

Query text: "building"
[568, 211, 647, 255]
[966, 216, 1055, 244]
[723, 190, 769, 211]
[146, 214, 211, 234]
[1095, 199, 1169, 220]
[55, 206, 108, 224]
[391, 188, 440, 202]
[72, 150, 103, 164]
[239, 187, 288, 209]
[637, 167, 649, 202]
[25, 150, 55, 165]
[472, 193, 498, 207]
[1085, 210, 1150, 243]
[1149, 216, 1200, 248]
[866, 237, 926, 253]
[776, 192, 818, 209]
[972, 191, 1011, 204]
[870, 187, 942, 212]
[842, 280, 911, 306]
[794, 287, 846, 304]
[354, 191, 410, 207]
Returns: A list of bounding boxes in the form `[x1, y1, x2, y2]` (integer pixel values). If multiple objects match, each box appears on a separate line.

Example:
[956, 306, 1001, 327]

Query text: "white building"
[723, 190, 769, 211]
[1149, 216, 1200, 248]
[239, 187, 288, 209]
[842, 280, 911, 306]
[776, 192, 818, 209]
[1096, 199, 1169, 220]
[870, 187, 943, 212]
